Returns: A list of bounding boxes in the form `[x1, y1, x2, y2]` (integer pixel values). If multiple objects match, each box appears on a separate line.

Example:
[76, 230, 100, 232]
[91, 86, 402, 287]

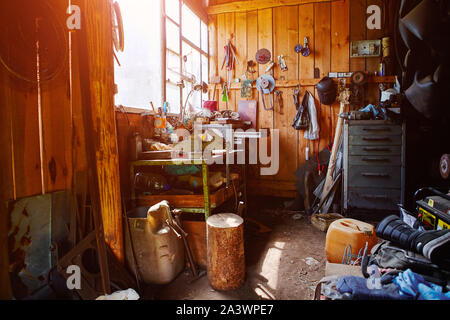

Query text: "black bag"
[363, 241, 450, 286]
[292, 90, 310, 130]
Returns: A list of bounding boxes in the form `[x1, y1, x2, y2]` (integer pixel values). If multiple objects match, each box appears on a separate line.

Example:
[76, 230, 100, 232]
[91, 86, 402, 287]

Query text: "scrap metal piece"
[57, 231, 136, 300]
[255, 48, 271, 64]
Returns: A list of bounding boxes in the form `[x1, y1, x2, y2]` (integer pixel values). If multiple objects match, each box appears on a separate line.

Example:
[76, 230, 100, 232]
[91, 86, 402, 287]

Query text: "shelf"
[136, 183, 240, 211]
[208, 76, 397, 91]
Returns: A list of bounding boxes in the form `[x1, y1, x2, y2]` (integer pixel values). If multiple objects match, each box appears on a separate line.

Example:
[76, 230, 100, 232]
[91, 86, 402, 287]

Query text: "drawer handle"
[361, 172, 390, 178]
[363, 128, 391, 132]
[362, 157, 389, 162]
[361, 194, 390, 200]
[362, 137, 391, 141]
[363, 147, 391, 152]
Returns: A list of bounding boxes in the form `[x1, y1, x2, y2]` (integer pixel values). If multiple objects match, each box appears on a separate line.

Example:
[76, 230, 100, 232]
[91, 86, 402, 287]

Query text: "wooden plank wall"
[0, 0, 125, 296]
[0, 1, 72, 298]
[208, 0, 394, 197]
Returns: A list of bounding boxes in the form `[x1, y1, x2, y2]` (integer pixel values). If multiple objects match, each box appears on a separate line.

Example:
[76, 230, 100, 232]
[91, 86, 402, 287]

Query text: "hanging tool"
[246, 60, 257, 74]
[293, 85, 301, 109]
[222, 83, 229, 105]
[295, 37, 311, 57]
[265, 61, 275, 73]
[278, 55, 288, 71]
[255, 48, 271, 65]
[301, 37, 311, 57]
[256, 74, 276, 111]
[210, 76, 221, 101]
[221, 40, 239, 98]
[274, 90, 283, 114]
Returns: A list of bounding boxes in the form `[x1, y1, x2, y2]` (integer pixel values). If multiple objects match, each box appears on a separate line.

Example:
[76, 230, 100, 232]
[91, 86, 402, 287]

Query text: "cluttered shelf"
[129, 156, 247, 219]
[136, 177, 242, 211]
[209, 75, 398, 91]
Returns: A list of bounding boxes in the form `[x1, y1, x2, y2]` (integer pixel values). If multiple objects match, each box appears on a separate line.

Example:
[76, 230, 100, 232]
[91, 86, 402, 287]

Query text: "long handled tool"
[171, 210, 199, 278]
[210, 76, 221, 101]
[320, 88, 350, 209]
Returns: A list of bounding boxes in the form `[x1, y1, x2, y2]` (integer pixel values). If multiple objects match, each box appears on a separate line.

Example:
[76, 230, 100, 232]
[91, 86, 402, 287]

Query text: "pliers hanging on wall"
[274, 90, 283, 114]
[221, 41, 239, 101]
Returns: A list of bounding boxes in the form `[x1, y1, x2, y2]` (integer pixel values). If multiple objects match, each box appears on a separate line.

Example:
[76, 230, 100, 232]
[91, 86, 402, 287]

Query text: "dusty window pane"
[114, 0, 162, 109]
[166, 50, 180, 83]
[182, 4, 200, 47]
[166, 19, 180, 53]
[166, 83, 181, 114]
[202, 54, 209, 102]
[183, 83, 201, 114]
[202, 54, 208, 84]
[182, 42, 200, 84]
[201, 21, 208, 52]
[165, 0, 179, 22]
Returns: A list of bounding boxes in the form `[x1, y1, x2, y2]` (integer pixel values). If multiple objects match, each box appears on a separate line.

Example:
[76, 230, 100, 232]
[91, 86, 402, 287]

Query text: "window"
[113, 0, 208, 113]
[164, 0, 209, 114]
[114, 0, 162, 110]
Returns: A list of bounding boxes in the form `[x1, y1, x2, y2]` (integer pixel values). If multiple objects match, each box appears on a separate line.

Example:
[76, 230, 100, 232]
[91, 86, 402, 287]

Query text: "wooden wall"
[208, 0, 397, 197]
[0, 0, 124, 298]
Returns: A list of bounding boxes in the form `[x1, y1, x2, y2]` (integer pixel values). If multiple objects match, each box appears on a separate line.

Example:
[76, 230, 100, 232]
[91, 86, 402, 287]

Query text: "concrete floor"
[146, 197, 328, 300]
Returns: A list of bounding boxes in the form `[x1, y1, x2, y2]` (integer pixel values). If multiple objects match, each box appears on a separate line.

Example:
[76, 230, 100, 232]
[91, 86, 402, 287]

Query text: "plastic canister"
[124, 201, 185, 284]
[325, 218, 378, 264]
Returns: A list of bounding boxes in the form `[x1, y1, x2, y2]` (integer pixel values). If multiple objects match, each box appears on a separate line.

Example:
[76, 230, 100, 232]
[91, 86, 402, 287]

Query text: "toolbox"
[415, 187, 450, 230]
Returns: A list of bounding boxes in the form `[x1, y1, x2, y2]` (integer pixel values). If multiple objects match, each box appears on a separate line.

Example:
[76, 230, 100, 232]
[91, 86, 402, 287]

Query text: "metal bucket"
[124, 201, 185, 284]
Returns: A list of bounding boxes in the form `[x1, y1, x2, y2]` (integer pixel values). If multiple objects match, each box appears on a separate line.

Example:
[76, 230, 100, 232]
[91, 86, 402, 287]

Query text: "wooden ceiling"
[207, 0, 333, 15]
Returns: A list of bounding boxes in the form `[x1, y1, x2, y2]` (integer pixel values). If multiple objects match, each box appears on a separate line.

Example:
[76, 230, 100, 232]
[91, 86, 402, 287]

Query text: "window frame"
[162, 0, 209, 116]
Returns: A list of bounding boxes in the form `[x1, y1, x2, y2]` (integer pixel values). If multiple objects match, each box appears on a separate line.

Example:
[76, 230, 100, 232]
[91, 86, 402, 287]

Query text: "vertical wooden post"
[78, 0, 124, 264]
[0, 70, 13, 299]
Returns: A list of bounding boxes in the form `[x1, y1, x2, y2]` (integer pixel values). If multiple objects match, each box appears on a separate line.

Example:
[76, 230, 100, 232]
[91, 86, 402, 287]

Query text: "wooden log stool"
[206, 213, 245, 290]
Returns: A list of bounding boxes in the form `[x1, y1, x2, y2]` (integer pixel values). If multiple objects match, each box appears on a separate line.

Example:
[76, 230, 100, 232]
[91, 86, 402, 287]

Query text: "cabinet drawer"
[348, 165, 401, 188]
[349, 145, 402, 156]
[347, 187, 401, 211]
[349, 135, 402, 146]
[348, 155, 401, 166]
[348, 125, 402, 136]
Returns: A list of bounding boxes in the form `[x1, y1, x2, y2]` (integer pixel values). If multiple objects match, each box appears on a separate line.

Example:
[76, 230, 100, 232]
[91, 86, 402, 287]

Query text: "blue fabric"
[164, 165, 200, 176]
[337, 276, 411, 300]
[393, 269, 450, 300]
[359, 104, 379, 116]
[359, 104, 387, 120]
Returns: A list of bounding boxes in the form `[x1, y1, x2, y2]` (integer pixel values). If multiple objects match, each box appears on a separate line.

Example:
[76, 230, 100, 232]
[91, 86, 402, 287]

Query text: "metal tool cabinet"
[343, 120, 405, 214]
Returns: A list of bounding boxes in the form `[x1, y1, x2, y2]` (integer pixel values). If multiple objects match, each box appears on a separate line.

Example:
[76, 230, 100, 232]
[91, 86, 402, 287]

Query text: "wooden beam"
[209, 76, 397, 90]
[184, 0, 209, 23]
[207, 0, 335, 15]
[0, 64, 14, 300]
[76, 0, 124, 265]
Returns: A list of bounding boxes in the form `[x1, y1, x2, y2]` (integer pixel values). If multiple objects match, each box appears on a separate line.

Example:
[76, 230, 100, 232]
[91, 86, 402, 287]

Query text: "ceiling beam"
[207, 0, 336, 15]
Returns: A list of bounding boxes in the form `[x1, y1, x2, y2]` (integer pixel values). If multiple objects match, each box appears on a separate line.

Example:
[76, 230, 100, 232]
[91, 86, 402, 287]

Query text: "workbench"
[129, 157, 247, 220]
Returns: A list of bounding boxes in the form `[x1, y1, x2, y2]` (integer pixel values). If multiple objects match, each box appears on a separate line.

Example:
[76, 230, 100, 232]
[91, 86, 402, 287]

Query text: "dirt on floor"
[146, 196, 328, 301]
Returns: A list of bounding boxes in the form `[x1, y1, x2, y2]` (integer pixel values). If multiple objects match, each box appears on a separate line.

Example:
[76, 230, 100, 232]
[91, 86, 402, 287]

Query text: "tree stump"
[206, 213, 245, 290]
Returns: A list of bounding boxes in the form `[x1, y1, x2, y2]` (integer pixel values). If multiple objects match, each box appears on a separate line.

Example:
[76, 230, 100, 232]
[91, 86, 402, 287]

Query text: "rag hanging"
[292, 90, 319, 140]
